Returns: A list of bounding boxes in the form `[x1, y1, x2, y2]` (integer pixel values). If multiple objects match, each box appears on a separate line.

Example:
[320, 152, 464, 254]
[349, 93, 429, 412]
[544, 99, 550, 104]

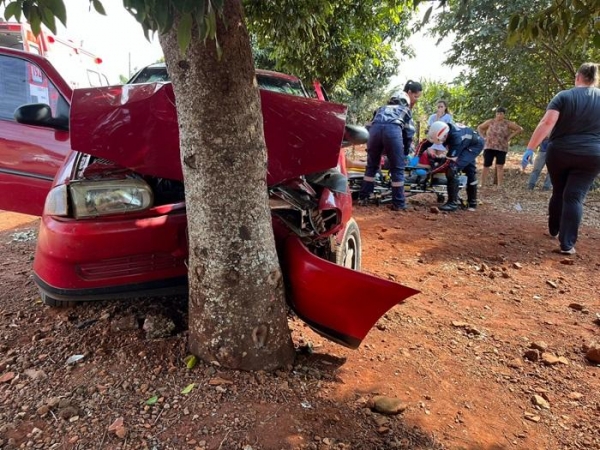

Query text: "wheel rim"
[343, 234, 358, 269]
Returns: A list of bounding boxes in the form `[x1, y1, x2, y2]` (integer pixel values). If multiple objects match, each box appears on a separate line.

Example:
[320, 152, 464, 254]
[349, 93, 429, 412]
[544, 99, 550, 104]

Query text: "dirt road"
[0, 164, 599, 450]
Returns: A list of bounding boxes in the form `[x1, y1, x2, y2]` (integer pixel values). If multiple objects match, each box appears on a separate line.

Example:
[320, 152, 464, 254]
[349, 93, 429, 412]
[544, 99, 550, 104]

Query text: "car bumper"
[33, 209, 189, 301]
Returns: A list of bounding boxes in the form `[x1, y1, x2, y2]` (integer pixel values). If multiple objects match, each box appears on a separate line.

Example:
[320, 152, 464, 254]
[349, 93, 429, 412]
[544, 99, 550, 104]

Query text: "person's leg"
[495, 151, 507, 187]
[542, 172, 552, 191]
[528, 151, 545, 189]
[555, 154, 600, 251]
[358, 126, 384, 202]
[539, 152, 552, 190]
[382, 126, 406, 210]
[463, 162, 478, 209]
[439, 163, 460, 211]
[545, 150, 568, 238]
[481, 149, 494, 186]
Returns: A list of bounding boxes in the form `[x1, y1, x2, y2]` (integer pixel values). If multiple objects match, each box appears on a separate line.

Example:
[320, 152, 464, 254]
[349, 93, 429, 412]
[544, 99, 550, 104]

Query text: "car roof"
[127, 62, 301, 83]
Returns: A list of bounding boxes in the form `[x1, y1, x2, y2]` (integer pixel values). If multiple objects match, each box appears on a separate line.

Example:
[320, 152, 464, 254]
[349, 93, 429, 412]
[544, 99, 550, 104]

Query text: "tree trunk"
[159, 0, 295, 371]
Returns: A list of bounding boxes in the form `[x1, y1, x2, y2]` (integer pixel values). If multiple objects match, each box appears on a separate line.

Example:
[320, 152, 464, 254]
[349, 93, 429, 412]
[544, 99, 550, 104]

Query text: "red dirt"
[0, 160, 599, 450]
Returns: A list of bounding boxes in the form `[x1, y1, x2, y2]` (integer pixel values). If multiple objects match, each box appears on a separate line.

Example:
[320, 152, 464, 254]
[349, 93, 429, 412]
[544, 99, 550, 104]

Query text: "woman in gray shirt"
[525, 62, 600, 255]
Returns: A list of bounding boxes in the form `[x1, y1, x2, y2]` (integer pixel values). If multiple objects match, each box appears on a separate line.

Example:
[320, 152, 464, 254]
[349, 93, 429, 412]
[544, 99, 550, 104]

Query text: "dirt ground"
[0, 158, 599, 450]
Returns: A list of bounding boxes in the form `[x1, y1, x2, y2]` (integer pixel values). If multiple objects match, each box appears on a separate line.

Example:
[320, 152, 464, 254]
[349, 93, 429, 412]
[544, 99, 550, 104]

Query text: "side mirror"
[14, 103, 69, 131]
[342, 124, 369, 148]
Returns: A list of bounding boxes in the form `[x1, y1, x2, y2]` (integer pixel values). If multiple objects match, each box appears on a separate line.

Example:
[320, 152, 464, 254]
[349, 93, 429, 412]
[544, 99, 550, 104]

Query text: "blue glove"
[521, 149, 534, 170]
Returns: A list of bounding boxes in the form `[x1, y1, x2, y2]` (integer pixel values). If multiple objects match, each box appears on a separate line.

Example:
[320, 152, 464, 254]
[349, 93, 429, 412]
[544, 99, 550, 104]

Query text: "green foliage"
[244, 1, 414, 89]
[429, 0, 599, 139]
[1, 0, 226, 54]
[3, 0, 68, 34]
[122, 0, 225, 53]
[508, 0, 600, 50]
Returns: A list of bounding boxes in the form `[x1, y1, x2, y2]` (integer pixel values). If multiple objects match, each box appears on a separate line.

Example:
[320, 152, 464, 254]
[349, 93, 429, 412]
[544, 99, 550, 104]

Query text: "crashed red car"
[4, 50, 418, 348]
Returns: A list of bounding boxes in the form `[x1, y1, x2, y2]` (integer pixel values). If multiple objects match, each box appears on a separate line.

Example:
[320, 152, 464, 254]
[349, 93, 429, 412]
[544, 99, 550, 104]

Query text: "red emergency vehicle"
[0, 21, 109, 88]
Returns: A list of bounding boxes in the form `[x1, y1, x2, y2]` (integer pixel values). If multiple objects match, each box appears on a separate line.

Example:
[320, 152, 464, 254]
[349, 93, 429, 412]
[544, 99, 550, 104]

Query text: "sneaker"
[389, 204, 407, 212]
[467, 207, 476, 212]
[357, 198, 369, 206]
[560, 247, 576, 255]
[549, 231, 558, 238]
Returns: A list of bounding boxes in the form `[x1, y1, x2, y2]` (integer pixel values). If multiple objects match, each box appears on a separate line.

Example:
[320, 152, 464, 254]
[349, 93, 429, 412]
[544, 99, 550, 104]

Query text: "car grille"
[77, 253, 185, 280]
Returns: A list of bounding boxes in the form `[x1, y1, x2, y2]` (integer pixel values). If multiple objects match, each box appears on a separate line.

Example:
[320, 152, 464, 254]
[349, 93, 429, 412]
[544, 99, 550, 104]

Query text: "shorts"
[483, 149, 507, 167]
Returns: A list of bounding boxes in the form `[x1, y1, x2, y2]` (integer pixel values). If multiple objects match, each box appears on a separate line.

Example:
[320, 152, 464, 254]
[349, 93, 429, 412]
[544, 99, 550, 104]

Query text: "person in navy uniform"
[359, 82, 422, 211]
[427, 121, 484, 211]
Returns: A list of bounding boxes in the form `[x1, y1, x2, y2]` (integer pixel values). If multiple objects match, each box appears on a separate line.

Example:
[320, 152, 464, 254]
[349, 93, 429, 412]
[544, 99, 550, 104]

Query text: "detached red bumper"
[281, 236, 419, 348]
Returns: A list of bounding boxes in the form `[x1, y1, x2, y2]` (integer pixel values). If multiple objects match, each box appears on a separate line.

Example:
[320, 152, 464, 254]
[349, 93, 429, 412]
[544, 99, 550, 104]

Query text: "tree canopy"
[428, 0, 599, 135]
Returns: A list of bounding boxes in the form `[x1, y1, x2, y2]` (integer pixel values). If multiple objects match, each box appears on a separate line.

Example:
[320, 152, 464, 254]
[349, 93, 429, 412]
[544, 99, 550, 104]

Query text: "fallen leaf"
[0, 372, 15, 383]
[145, 395, 158, 405]
[108, 417, 124, 432]
[183, 355, 197, 370]
[181, 383, 195, 395]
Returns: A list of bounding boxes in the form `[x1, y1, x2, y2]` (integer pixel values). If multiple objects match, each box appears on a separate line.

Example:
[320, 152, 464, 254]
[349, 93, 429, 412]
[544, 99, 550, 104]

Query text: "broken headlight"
[44, 179, 154, 219]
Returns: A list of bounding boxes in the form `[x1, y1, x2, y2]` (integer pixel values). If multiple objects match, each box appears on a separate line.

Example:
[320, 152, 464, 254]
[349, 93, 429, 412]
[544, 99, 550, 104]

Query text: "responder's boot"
[439, 177, 460, 212]
[467, 182, 478, 210]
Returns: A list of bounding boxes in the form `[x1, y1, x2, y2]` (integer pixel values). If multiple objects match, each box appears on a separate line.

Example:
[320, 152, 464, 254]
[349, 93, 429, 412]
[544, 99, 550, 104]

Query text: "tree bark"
[159, 0, 295, 371]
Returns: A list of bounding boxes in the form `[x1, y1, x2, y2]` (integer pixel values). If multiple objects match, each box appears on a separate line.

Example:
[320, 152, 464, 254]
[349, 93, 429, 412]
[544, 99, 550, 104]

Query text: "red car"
[2, 49, 417, 348]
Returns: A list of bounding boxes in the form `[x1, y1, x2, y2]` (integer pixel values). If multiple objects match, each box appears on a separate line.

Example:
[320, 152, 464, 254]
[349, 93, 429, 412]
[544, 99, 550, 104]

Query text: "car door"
[0, 53, 71, 216]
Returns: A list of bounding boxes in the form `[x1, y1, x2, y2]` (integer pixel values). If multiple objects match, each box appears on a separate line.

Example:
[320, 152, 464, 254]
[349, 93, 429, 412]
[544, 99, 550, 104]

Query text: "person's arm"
[508, 122, 524, 141]
[477, 120, 490, 136]
[345, 154, 366, 170]
[526, 110, 559, 150]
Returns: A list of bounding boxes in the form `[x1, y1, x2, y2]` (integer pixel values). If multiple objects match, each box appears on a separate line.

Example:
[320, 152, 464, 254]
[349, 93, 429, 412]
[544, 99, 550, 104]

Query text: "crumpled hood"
[70, 83, 348, 185]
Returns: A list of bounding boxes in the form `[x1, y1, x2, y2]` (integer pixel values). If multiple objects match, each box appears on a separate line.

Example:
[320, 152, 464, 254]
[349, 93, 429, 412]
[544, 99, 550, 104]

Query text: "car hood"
[70, 83, 348, 185]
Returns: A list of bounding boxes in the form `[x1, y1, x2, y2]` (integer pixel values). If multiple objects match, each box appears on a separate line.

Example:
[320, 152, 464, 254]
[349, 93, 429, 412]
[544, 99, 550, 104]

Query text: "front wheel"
[330, 218, 362, 271]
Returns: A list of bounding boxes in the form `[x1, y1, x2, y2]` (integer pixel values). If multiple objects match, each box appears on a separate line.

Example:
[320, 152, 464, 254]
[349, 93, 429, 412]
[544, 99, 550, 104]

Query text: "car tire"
[40, 290, 77, 308]
[331, 218, 361, 271]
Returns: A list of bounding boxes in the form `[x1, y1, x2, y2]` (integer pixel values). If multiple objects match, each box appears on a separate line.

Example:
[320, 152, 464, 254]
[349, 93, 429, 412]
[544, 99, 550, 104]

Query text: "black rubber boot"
[467, 183, 478, 209]
[440, 176, 460, 211]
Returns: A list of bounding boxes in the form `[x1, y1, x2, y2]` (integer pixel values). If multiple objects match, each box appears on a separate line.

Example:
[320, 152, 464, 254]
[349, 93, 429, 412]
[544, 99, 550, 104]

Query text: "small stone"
[568, 303, 584, 311]
[524, 412, 541, 422]
[110, 316, 139, 332]
[585, 345, 600, 363]
[507, 358, 523, 368]
[523, 350, 540, 362]
[532, 395, 550, 409]
[143, 314, 176, 339]
[541, 353, 560, 365]
[36, 405, 50, 416]
[568, 392, 583, 401]
[370, 396, 408, 415]
[546, 280, 558, 288]
[58, 406, 79, 420]
[530, 341, 548, 351]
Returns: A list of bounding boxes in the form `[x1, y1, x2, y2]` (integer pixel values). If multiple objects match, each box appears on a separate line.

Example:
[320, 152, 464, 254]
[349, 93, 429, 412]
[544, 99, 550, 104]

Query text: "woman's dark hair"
[403, 79, 423, 93]
[437, 99, 450, 114]
[577, 63, 599, 86]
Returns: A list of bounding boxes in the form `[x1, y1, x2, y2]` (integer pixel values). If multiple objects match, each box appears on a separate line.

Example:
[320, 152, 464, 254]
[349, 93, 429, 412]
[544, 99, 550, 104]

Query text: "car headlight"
[44, 184, 69, 216]
[67, 179, 154, 219]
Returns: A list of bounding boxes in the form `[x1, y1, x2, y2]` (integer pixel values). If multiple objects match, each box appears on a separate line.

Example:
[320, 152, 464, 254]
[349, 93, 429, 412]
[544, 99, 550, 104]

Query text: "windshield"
[127, 65, 307, 98]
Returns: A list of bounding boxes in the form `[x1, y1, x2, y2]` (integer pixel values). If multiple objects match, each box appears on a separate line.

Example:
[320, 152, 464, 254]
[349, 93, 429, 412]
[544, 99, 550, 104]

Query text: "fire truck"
[0, 21, 109, 89]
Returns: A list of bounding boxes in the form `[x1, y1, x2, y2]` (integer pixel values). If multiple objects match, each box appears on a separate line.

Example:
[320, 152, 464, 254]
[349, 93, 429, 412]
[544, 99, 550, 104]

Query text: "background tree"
[245, 1, 414, 124]
[5, 0, 297, 371]
[428, 0, 599, 137]
[2, 0, 419, 372]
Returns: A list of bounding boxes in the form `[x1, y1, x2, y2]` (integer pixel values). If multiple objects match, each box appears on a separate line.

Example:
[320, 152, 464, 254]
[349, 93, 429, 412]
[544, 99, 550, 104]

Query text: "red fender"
[281, 236, 419, 348]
